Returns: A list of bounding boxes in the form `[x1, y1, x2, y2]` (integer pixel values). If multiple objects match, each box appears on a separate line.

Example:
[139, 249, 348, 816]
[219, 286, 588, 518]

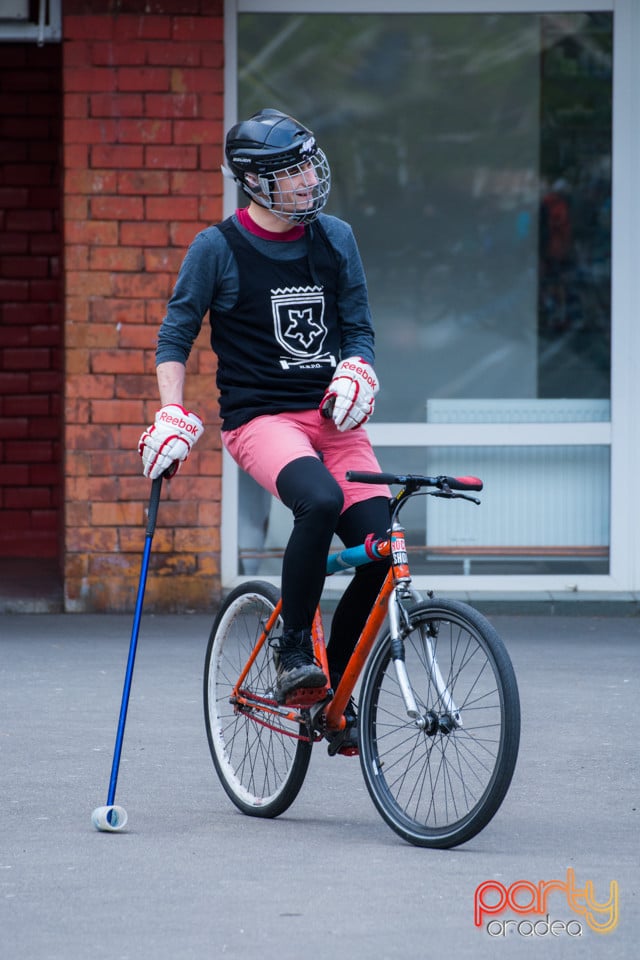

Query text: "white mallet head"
[91, 805, 128, 832]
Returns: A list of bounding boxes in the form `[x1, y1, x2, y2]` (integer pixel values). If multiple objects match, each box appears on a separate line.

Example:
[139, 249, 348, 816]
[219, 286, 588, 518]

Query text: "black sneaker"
[326, 697, 359, 757]
[273, 629, 327, 702]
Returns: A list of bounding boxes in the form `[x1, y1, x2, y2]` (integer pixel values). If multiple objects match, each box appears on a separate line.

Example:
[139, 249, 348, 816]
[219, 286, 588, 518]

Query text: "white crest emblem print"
[271, 286, 337, 370]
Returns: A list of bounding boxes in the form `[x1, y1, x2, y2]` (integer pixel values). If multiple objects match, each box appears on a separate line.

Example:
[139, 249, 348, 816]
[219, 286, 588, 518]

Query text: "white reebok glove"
[138, 404, 204, 479]
[319, 357, 379, 431]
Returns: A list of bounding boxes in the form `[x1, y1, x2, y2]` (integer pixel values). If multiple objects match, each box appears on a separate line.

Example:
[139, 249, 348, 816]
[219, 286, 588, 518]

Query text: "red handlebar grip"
[449, 475, 483, 492]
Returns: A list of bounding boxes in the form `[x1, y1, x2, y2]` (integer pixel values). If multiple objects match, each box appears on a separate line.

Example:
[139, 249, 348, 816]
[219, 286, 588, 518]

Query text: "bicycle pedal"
[326, 725, 359, 757]
[283, 686, 330, 707]
[327, 735, 359, 757]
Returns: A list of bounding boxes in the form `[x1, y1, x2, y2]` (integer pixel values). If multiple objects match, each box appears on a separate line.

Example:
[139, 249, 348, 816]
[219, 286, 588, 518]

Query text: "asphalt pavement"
[1, 609, 638, 959]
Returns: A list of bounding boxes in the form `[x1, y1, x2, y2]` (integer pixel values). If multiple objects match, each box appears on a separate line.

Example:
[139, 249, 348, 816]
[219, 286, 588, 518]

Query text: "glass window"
[233, 10, 613, 578]
[238, 11, 612, 415]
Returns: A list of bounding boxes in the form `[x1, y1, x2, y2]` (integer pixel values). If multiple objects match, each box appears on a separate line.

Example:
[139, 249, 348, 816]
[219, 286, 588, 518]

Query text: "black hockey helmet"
[223, 108, 331, 224]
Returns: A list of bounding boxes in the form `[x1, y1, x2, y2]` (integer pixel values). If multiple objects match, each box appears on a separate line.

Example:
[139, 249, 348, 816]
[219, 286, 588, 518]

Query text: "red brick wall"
[0, 43, 63, 559]
[62, 1, 224, 611]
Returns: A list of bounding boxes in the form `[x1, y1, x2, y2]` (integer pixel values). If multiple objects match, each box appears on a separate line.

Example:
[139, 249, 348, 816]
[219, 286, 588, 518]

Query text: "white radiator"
[425, 399, 610, 549]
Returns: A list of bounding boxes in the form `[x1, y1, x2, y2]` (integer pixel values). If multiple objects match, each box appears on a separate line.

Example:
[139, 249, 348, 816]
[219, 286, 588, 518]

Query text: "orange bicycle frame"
[230, 534, 407, 737]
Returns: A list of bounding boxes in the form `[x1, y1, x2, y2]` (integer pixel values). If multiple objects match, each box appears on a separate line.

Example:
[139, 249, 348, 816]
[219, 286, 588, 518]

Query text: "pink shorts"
[222, 409, 391, 513]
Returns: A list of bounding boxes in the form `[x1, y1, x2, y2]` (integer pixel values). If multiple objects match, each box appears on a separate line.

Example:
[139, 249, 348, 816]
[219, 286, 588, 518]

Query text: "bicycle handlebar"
[345, 471, 483, 492]
[327, 471, 482, 575]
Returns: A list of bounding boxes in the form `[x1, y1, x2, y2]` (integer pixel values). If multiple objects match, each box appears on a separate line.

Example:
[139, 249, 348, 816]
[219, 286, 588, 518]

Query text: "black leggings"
[276, 456, 390, 678]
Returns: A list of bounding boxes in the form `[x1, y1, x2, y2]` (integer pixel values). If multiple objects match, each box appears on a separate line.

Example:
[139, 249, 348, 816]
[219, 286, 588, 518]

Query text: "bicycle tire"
[359, 598, 520, 848]
[203, 581, 312, 818]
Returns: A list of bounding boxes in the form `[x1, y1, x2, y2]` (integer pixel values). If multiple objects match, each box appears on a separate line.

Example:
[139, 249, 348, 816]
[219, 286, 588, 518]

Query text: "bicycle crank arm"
[233, 690, 303, 724]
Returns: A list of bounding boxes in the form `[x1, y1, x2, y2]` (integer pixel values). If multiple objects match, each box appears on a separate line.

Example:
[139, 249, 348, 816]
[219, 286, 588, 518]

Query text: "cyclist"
[139, 108, 391, 743]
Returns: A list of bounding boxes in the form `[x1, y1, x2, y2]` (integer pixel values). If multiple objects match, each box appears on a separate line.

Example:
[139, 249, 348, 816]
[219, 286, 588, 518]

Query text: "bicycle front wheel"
[204, 581, 312, 818]
[359, 598, 520, 848]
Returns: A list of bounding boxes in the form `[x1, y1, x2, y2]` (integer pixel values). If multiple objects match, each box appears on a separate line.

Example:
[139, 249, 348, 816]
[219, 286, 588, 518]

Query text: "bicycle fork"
[388, 587, 462, 730]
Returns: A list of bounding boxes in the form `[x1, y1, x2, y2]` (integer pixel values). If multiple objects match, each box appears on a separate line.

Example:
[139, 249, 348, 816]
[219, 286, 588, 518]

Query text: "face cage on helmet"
[243, 150, 331, 225]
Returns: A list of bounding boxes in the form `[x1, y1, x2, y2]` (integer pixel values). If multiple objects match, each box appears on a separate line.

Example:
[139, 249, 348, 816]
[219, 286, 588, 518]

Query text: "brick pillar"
[62, 3, 224, 612]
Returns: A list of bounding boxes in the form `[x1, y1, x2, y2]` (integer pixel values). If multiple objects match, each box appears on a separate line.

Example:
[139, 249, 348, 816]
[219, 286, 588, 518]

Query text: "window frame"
[0, 0, 61, 44]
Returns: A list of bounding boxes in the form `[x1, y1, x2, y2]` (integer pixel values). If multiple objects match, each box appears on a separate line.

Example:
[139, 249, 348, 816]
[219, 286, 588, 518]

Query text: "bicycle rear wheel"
[204, 581, 312, 818]
[359, 598, 520, 848]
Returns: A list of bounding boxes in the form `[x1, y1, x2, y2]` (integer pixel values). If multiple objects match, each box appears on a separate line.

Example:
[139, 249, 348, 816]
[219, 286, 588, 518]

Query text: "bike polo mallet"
[91, 473, 165, 832]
